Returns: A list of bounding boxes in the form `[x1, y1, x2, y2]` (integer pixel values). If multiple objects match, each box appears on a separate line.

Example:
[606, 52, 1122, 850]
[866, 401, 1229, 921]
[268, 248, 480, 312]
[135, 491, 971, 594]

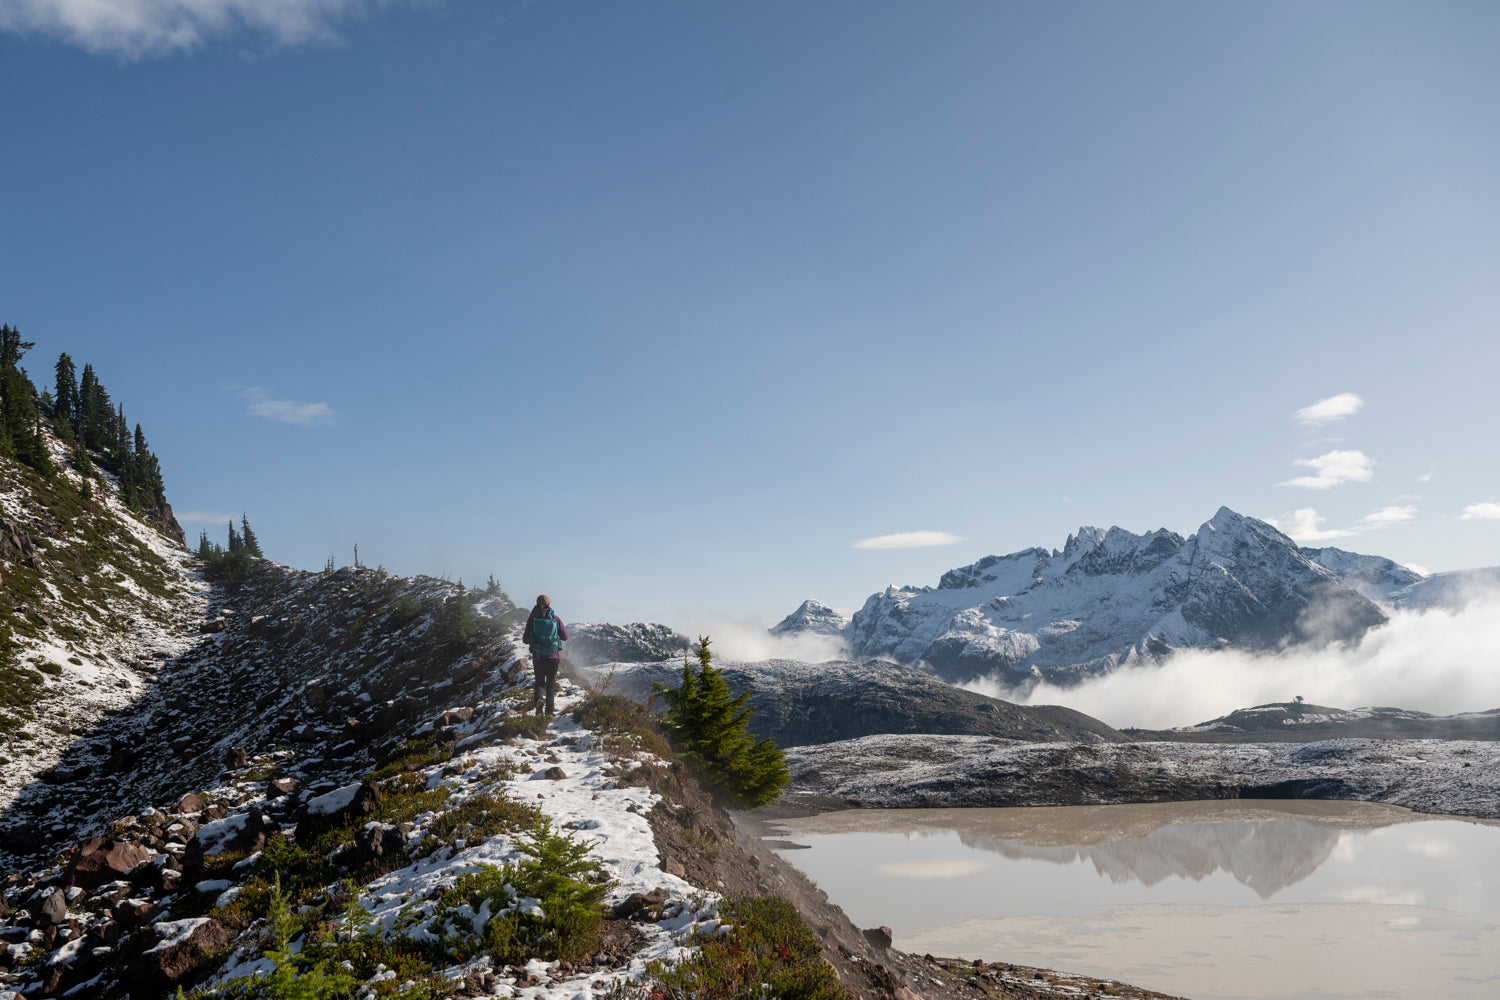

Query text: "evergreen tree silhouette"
[241, 514, 263, 558]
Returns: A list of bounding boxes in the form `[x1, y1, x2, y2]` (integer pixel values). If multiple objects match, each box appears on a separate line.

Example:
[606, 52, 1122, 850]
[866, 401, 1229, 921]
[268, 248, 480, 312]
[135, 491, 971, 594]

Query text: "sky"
[2, 1, 1499, 628]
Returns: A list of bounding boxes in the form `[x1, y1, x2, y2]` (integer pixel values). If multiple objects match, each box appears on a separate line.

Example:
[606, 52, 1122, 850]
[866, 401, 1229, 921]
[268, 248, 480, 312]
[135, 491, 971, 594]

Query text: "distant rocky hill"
[587, 657, 1126, 747]
[774, 508, 1463, 687]
[1132, 700, 1500, 743]
[567, 621, 692, 666]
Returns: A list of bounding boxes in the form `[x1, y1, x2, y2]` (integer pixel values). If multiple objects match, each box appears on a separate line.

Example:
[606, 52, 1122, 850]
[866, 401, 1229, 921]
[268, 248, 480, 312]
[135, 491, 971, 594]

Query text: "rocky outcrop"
[129, 918, 232, 995]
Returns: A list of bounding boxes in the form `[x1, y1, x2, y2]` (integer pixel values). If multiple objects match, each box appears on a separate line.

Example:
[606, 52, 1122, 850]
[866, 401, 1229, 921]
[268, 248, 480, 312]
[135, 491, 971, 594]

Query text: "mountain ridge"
[775, 507, 1499, 688]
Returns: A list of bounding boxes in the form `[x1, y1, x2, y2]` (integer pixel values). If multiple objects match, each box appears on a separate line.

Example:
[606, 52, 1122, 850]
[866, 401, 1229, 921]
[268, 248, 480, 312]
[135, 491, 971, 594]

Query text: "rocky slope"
[775, 509, 1450, 687]
[1, 428, 203, 807]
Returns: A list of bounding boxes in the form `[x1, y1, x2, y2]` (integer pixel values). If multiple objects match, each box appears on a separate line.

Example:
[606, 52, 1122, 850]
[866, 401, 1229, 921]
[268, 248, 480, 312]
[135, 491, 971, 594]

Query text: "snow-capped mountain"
[790, 508, 1392, 686]
[768, 599, 849, 637]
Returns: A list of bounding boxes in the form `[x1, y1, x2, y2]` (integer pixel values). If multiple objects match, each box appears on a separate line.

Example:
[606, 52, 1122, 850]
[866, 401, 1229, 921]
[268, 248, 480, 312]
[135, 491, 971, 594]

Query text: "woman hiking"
[522, 594, 569, 716]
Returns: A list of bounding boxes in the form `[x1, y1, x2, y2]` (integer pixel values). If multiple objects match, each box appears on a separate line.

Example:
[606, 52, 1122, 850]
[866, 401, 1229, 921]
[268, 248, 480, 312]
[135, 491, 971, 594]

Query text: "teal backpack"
[530, 611, 561, 656]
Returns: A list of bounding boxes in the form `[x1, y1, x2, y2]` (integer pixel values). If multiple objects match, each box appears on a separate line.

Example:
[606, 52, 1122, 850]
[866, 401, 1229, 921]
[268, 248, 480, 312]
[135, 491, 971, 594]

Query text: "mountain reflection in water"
[959, 819, 1338, 896]
[775, 799, 1459, 899]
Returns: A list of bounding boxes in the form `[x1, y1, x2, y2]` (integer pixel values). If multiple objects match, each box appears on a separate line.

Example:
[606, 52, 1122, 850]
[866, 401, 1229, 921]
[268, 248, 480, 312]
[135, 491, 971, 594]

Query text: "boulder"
[174, 794, 207, 815]
[221, 747, 248, 770]
[182, 812, 272, 875]
[612, 888, 669, 920]
[113, 899, 163, 931]
[303, 681, 329, 710]
[63, 839, 151, 891]
[357, 823, 408, 861]
[439, 708, 474, 726]
[27, 889, 67, 929]
[862, 926, 893, 951]
[267, 778, 297, 798]
[129, 918, 232, 994]
[295, 782, 382, 833]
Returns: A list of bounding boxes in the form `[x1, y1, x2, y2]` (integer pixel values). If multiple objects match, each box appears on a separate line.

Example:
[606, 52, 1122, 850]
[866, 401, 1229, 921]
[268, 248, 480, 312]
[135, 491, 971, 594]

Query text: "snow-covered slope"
[768, 600, 849, 638]
[1300, 546, 1426, 601]
[839, 507, 1387, 685]
[1387, 567, 1500, 611]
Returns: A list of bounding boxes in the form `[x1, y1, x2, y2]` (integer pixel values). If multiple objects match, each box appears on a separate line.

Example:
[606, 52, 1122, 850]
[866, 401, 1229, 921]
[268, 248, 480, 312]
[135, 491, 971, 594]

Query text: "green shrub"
[36, 661, 63, 676]
[428, 817, 611, 965]
[497, 714, 550, 741]
[646, 895, 852, 1000]
[368, 736, 450, 782]
[653, 637, 789, 809]
[572, 694, 673, 760]
[426, 790, 539, 847]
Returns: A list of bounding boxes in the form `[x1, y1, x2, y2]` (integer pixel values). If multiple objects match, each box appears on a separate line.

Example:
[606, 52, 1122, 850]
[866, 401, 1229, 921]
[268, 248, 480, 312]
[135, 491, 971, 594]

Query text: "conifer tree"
[241, 514, 262, 558]
[653, 636, 789, 809]
[54, 353, 78, 424]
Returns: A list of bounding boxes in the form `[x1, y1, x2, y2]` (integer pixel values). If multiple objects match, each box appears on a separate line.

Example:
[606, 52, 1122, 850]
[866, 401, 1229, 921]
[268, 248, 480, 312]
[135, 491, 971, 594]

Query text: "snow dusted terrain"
[781, 734, 1500, 819]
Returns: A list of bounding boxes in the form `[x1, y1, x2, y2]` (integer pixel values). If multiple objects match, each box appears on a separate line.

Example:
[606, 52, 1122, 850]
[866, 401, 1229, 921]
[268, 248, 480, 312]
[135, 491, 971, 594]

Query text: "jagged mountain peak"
[842, 506, 1388, 687]
[769, 599, 850, 637]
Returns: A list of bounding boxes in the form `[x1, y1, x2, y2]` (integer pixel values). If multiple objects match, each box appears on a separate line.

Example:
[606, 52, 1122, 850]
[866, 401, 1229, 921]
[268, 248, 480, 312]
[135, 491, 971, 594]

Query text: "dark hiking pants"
[533, 655, 559, 714]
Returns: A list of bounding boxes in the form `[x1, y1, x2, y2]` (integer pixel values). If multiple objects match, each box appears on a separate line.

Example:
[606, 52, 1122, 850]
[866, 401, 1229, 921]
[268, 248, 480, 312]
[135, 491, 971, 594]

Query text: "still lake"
[769, 800, 1499, 1000]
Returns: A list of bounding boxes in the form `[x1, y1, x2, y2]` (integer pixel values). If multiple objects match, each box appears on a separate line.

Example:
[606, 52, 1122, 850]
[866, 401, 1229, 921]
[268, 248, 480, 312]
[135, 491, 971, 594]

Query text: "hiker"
[522, 594, 569, 715]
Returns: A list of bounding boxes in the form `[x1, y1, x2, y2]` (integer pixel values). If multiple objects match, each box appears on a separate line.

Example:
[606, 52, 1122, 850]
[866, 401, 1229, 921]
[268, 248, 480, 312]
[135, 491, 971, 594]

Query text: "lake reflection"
[772, 801, 1500, 1000]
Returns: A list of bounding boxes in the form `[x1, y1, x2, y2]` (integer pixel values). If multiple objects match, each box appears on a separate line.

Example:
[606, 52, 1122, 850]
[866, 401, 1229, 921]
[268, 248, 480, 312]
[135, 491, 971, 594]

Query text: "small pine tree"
[654, 636, 789, 809]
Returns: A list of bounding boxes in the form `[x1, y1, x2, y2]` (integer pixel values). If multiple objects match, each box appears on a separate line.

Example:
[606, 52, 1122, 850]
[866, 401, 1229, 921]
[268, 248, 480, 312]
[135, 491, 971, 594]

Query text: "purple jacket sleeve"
[557, 618, 569, 641]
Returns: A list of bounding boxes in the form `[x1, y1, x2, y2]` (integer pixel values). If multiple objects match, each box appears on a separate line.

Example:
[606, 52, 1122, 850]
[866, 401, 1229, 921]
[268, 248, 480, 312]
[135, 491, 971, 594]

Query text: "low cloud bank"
[966, 590, 1500, 731]
[671, 613, 849, 665]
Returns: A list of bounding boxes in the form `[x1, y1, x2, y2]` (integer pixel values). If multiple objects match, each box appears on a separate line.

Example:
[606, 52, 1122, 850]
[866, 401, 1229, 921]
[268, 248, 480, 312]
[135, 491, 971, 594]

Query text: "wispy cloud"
[1278, 449, 1374, 490]
[853, 530, 964, 551]
[0, 0, 404, 59]
[1362, 505, 1417, 527]
[1272, 504, 1417, 544]
[243, 387, 332, 425]
[1293, 392, 1363, 426]
[1273, 509, 1359, 544]
[175, 510, 238, 525]
[1460, 502, 1500, 521]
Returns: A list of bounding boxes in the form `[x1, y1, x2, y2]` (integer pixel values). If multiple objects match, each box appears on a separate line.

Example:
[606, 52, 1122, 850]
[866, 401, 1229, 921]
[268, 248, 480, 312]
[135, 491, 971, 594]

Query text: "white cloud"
[973, 589, 1500, 729]
[1279, 450, 1375, 489]
[0, 0, 402, 58]
[1293, 392, 1363, 426]
[1274, 509, 1359, 543]
[1272, 504, 1417, 544]
[176, 510, 238, 525]
[243, 387, 332, 425]
[853, 530, 964, 550]
[1459, 503, 1500, 521]
[1362, 505, 1417, 527]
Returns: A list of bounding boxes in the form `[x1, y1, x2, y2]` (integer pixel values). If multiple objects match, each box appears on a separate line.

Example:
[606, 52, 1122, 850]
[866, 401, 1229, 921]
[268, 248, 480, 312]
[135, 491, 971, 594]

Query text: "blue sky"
[3, 1, 1498, 626]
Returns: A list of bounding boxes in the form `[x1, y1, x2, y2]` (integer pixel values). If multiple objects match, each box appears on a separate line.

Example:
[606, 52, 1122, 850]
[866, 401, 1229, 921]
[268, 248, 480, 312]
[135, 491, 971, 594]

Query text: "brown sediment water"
[770, 800, 1500, 1000]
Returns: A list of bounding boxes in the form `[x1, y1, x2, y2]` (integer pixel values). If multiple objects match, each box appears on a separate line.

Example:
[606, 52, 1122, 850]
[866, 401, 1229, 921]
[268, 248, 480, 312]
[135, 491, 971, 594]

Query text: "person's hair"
[535, 594, 552, 609]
